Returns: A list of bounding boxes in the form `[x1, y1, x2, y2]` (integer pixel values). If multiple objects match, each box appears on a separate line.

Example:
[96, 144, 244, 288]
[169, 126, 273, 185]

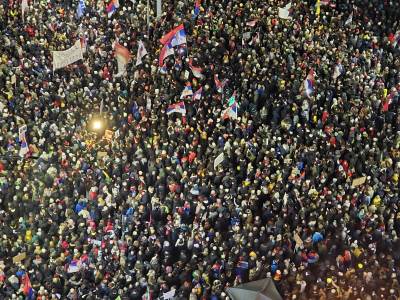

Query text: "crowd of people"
[1, 0, 400, 299]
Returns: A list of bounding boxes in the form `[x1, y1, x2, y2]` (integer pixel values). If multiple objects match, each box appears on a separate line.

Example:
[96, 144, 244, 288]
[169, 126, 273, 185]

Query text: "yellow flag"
[316, 0, 321, 16]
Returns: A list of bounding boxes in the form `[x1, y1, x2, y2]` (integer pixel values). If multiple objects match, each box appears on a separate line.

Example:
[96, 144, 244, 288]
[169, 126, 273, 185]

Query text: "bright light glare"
[91, 119, 103, 131]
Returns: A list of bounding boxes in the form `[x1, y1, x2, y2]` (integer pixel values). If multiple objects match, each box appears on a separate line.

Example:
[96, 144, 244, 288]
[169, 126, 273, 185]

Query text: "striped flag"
[167, 101, 186, 115]
[222, 100, 238, 120]
[180, 83, 193, 99]
[142, 287, 153, 300]
[188, 58, 204, 79]
[22, 273, 34, 299]
[214, 74, 227, 93]
[114, 42, 131, 77]
[160, 24, 187, 47]
[192, 87, 203, 100]
[106, 0, 119, 17]
[159, 43, 174, 67]
[192, 0, 201, 19]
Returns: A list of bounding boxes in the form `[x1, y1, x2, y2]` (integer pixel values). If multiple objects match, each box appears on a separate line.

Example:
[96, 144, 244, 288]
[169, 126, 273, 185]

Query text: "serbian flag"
[167, 101, 186, 115]
[114, 42, 131, 77]
[214, 74, 227, 93]
[188, 58, 204, 79]
[160, 24, 187, 47]
[159, 43, 174, 67]
[304, 69, 315, 98]
[192, 0, 201, 19]
[106, 0, 119, 17]
[222, 101, 238, 120]
[22, 273, 34, 299]
[193, 87, 203, 100]
[180, 83, 193, 99]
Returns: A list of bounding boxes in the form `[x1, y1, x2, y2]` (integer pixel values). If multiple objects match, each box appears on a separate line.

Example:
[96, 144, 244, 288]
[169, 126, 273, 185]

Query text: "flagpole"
[146, 0, 150, 36]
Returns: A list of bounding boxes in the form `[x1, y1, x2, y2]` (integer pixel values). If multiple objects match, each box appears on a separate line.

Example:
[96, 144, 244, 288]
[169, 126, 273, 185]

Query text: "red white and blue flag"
[188, 58, 204, 79]
[222, 100, 238, 120]
[192, 0, 201, 19]
[214, 74, 227, 93]
[159, 43, 174, 67]
[22, 273, 34, 299]
[192, 87, 203, 100]
[180, 83, 193, 99]
[114, 42, 131, 77]
[160, 24, 187, 47]
[167, 101, 186, 115]
[106, 0, 119, 17]
[304, 68, 315, 98]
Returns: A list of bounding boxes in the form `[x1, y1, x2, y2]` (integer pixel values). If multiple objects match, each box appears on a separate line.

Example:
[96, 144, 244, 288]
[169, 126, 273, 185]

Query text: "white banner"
[52, 40, 84, 71]
[156, 0, 162, 19]
[114, 56, 127, 77]
[214, 152, 224, 170]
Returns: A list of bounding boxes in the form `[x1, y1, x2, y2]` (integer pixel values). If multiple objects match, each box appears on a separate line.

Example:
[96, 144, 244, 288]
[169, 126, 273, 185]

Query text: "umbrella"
[226, 278, 282, 300]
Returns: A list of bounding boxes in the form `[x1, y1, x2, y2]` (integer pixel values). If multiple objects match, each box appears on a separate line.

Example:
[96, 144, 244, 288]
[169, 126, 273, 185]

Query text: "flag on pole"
[160, 24, 187, 47]
[188, 58, 204, 79]
[77, 0, 86, 18]
[192, 87, 203, 100]
[136, 41, 148, 66]
[222, 101, 238, 120]
[214, 74, 227, 93]
[227, 91, 237, 106]
[392, 31, 400, 48]
[278, 3, 292, 19]
[180, 83, 193, 99]
[344, 12, 353, 26]
[106, 0, 119, 17]
[22, 273, 34, 299]
[304, 69, 315, 98]
[159, 43, 174, 67]
[166, 101, 186, 115]
[142, 287, 153, 300]
[192, 0, 201, 19]
[316, 0, 321, 17]
[114, 42, 131, 77]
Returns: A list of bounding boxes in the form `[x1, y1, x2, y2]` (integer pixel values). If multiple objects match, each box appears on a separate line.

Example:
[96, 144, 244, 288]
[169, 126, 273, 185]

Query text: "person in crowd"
[0, 0, 399, 299]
